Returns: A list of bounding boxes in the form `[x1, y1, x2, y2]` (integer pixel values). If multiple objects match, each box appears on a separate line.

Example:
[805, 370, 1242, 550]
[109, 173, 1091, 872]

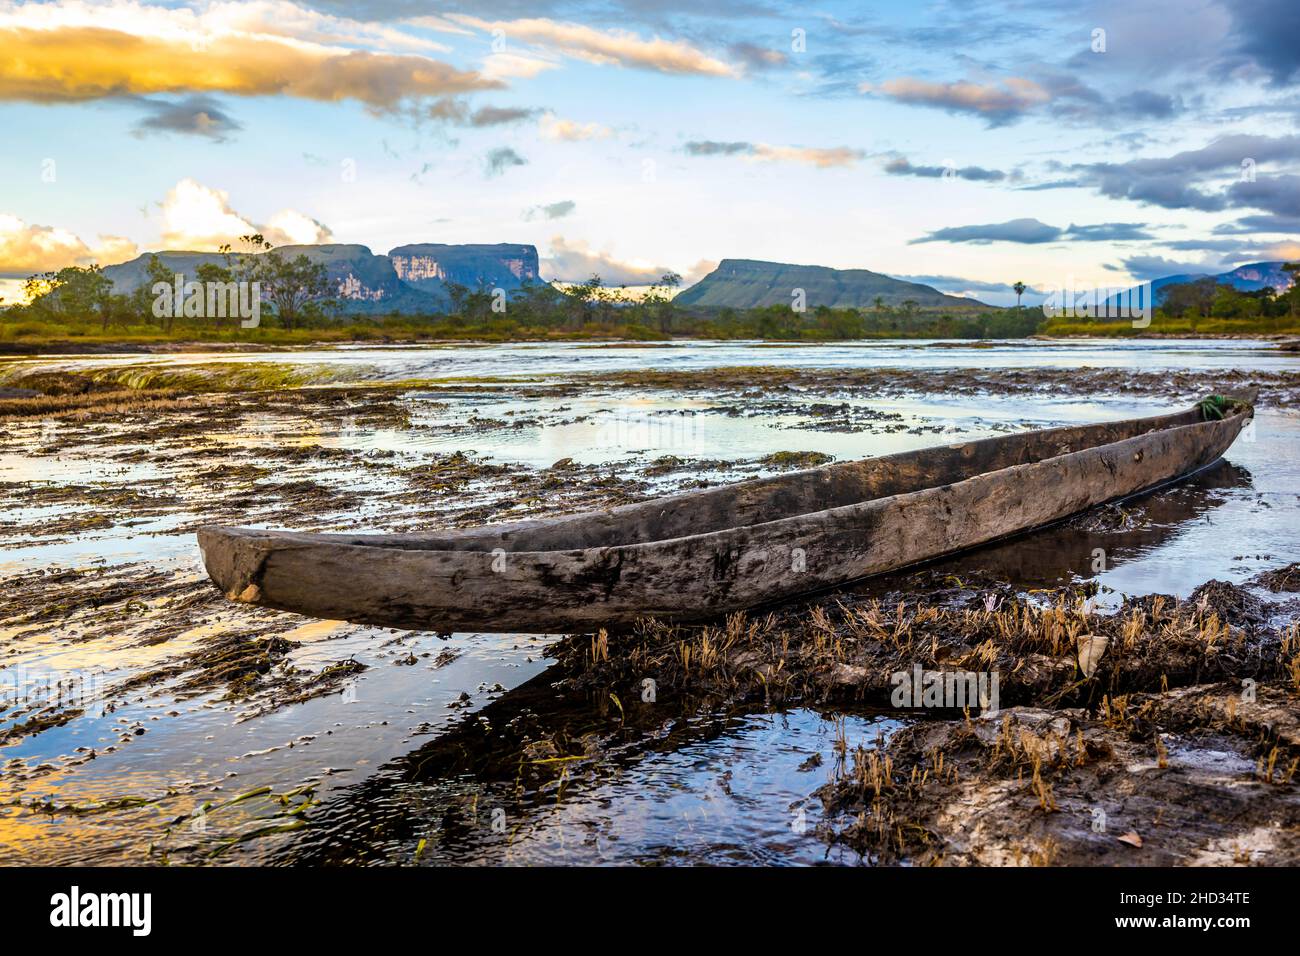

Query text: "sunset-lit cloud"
[539, 113, 612, 142]
[481, 51, 560, 81]
[0, 1, 499, 109]
[684, 140, 865, 168]
[447, 16, 737, 77]
[861, 77, 1052, 124]
[0, 212, 137, 277]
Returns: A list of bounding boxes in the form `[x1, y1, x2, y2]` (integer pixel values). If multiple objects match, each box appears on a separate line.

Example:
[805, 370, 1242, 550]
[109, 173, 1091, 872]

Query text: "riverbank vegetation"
[3, 257, 1298, 346]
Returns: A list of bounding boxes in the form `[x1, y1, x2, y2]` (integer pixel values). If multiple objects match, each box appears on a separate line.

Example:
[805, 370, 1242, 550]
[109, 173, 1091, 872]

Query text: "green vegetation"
[1, 261, 1032, 344]
[4, 250, 1297, 345]
[1042, 268, 1300, 337]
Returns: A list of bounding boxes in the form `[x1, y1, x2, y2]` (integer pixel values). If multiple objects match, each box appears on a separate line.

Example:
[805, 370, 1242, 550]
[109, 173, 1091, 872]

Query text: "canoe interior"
[256, 404, 1215, 554]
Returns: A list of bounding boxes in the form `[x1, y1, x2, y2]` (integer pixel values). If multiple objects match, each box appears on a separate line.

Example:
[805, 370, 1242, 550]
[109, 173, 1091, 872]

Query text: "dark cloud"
[915, 218, 1159, 244]
[471, 105, 543, 126]
[485, 146, 527, 177]
[1228, 173, 1300, 218]
[524, 199, 576, 220]
[424, 98, 542, 126]
[131, 96, 242, 141]
[684, 140, 754, 156]
[911, 219, 1063, 244]
[1214, 213, 1300, 233]
[1223, 0, 1300, 85]
[883, 156, 1008, 182]
[1108, 254, 1227, 283]
[1064, 222, 1155, 241]
[1040, 134, 1300, 212]
[1110, 90, 1184, 119]
[910, 218, 1152, 245]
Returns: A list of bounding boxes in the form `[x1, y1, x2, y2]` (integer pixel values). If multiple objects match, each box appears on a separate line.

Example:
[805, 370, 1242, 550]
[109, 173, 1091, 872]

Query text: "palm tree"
[1013, 281, 1027, 309]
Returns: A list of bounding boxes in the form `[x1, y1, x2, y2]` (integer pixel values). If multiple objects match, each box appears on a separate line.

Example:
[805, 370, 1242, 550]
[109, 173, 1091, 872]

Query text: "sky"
[0, 0, 1298, 307]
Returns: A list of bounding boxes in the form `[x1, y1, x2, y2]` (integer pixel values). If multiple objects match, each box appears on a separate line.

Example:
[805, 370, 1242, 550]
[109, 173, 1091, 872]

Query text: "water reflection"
[275, 669, 898, 866]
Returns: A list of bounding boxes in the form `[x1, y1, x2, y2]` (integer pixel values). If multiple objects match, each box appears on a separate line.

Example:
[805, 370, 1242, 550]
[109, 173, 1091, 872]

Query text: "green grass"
[0, 317, 670, 346]
[1041, 316, 1300, 336]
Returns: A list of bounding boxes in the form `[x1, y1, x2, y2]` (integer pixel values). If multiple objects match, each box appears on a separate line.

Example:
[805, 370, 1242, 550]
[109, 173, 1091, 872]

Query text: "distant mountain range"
[100, 244, 1296, 319]
[103, 243, 541, 314]
[673, 259, 989, 310]
[1143, 261, 1295, 300]
[1096, 261, 1296, 315]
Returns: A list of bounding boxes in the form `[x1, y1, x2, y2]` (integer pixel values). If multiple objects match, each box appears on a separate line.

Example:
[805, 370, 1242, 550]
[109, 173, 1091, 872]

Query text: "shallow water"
[2, 338, 1297, 865]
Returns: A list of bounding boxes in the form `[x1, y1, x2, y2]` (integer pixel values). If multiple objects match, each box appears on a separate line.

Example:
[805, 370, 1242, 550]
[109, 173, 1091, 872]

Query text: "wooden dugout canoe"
[198, 391, 1256, 633]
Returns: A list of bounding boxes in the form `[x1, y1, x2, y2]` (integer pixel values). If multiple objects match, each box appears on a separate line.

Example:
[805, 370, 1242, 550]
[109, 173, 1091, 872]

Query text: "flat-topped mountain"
[101, 242, 543, 314]
[388, 243, 539, 292]
[674, 259, 989, 309]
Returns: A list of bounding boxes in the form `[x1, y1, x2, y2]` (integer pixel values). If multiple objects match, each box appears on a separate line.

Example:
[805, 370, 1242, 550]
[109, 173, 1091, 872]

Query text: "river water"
[1, 338, 1297, 864]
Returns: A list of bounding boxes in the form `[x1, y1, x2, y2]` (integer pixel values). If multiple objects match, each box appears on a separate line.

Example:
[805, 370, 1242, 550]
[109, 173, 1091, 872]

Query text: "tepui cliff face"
[102, 242, 544, 314]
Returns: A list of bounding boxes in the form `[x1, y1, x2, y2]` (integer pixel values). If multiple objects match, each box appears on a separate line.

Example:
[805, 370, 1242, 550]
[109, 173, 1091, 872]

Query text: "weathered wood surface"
[198, 394, 1255, 633]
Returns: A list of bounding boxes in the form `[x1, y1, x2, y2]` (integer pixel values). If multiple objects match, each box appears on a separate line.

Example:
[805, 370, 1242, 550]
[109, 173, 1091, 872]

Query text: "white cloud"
[159, 178, 331, 250]
[542, 235, 678, 285]
[481, 51, 559, 80]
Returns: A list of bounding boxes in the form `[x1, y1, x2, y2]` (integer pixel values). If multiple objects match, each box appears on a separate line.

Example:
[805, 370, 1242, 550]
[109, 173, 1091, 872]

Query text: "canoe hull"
[198, 400, 1252, 633]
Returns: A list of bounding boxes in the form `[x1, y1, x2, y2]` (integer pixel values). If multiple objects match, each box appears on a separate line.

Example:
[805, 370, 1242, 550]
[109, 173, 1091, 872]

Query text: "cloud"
[1049, 134, 1300, 212]
[911, 218, 1153, 245]
[861, 77, 1051, 125]
[524, 200, 576, 220]
[1111, 90, 1184, 119]
[1223, 0, 1300, 85]
[882, 156, 1008, 182]
[131, 95, 242, 141]
[447, 16, 736, 77]
[470, 104, 542, 126]
[539, 113, 612, 141]
[158, 179, 331, 249]
[0, 2, 500, 110]
[911, 218, 1062, 245]
[797, 52, 877, 98]
[894, 273, 1047, 307]
[480, 51, 560, 80]
[1109, 254, 1227, 283]
[862, 69, 1191, 127]
[683, 140, 865, 168]
[684, 140, 752, 156]
[1215, 213, 1300, 234]
[1228, 173, 1300, 218]
[0, 213, 138, 277]
[485, 146, 527, 176]
[1063, 222, 1156, 241]
[541, 236, 679, 285]
[728, 41, 787, 72]
[750, 144, 864, 168]
[422, 98, 542, 125]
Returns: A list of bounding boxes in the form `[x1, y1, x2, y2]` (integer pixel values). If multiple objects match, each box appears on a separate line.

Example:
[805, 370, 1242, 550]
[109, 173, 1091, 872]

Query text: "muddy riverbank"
[2, 340, 1297, 864]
